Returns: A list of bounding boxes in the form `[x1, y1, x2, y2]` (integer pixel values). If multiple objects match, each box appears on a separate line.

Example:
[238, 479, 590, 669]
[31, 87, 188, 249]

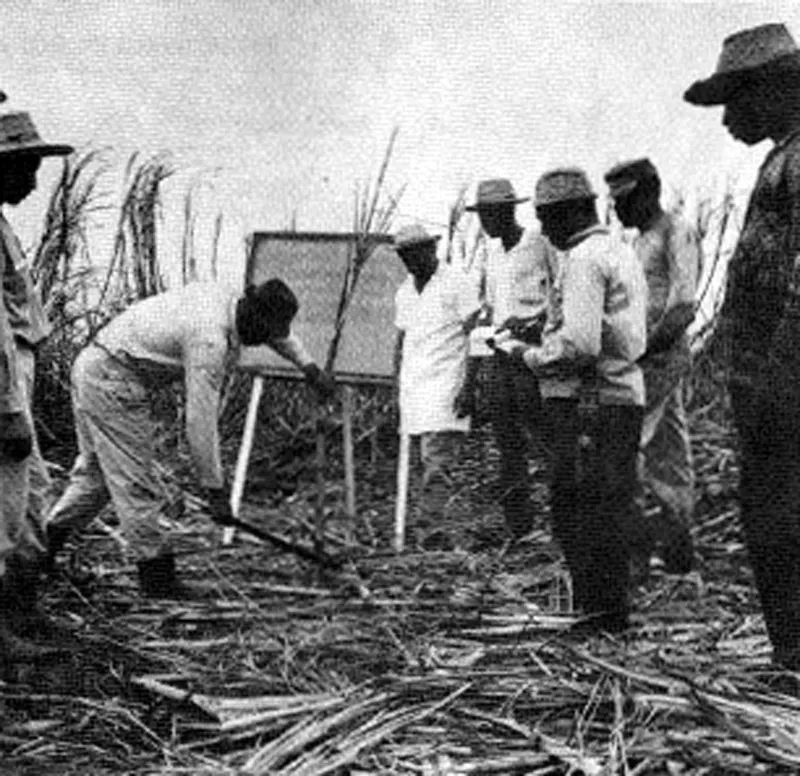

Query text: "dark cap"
[604, 158, 660, 197]
[245, 278, 298, 337]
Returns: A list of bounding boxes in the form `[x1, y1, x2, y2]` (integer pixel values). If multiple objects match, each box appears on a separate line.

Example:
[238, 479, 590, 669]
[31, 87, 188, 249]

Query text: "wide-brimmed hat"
[393, 224, 440, 251]
[0, 112, 73, 158]
[464, 178, 530, 211]
[684, 23, 800, 106]
[534, 167, 597, 207]
[604, 158, 660, 197]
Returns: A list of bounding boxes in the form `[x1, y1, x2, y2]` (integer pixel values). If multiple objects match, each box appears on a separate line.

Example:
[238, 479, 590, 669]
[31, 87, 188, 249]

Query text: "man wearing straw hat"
[503, 168, 647, 632]
[0, 111, 74, 658]
[45, 279, 335, 599]
[685, 22, 800, 671]
[465, 179, 557, 542]
[393, 224, 480, 539]
[604, 158, 702, 579]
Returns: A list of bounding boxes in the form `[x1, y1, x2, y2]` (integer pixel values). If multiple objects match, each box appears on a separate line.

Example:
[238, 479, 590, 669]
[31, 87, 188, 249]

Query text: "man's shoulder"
[775, 130, 800, 182]
[654, 210, 698, 248]
[394, 274, 415, 313]
[570, 226, 616, 255]
[520, 226, 551, 251]
[395, 274, 413, 297]
[579, 229, 639, 276]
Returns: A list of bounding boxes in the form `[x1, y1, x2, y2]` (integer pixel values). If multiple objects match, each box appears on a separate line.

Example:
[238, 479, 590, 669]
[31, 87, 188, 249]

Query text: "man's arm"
[0, 248, 23, 416]
[522, 251, 603, 373]
[263, 332, 314, 371]
[0, 246, 32, 461]
[767, 146, 800, 388]
[240, 331, 335, 399]
[647, 221, 699, 355]
[454, 355, 480, 419]
[184, 340, 227, 490]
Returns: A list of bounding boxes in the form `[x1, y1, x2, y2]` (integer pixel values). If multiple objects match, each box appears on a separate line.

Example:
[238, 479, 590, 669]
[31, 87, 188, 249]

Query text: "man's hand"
[497, 314, 546, 345]
[453, 384, 476, 419]
[0, 412, 33, 462]
[303, 364, 337, 401]
[206, 486, 236, 526]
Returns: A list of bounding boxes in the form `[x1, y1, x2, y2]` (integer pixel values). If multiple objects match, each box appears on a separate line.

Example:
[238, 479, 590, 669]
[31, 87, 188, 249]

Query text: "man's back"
[97, 282, 234, 375]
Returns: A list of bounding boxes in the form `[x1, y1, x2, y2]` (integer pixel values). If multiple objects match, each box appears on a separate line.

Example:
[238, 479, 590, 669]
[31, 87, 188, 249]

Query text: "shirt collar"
[775, 126, 800, 152]
[565, 224, 608, 250]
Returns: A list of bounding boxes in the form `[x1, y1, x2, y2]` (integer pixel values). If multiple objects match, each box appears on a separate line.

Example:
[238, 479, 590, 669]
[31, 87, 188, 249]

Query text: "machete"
[217, 514, 343, 570]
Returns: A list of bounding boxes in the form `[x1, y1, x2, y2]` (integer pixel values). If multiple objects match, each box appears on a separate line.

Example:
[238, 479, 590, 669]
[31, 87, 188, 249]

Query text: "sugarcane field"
[5, 4, 800, 776]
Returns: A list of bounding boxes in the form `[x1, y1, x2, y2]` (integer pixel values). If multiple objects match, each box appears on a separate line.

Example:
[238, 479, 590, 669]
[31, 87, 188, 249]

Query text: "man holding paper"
[465, 179, 558, 541]
[503, 168, 647, 632]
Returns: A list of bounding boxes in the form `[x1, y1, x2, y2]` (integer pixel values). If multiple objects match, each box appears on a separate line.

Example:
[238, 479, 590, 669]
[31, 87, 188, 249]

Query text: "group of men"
[395, 21, 800, 670]
[395, 162, 697, 632]
[2, 21, 800, 676]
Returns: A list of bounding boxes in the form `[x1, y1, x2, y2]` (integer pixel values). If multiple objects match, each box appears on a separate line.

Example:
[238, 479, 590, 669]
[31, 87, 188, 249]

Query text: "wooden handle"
[394, 433, 411, 552]
[224, 376, 264, 545]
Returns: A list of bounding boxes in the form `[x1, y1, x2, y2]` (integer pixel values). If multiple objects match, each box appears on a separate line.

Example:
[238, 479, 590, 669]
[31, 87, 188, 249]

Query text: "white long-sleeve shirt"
[485, 226, 556, 327]
[524, 226, 647, 406]
[96, 282, 313, 488]
[395, 264, 480, 435]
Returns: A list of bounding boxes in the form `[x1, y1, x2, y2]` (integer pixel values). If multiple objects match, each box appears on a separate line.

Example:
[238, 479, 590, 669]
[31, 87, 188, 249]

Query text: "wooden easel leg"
[225, 376, 264, 546]
[394, 432, 410, 552]
[343, 386, 356, 519]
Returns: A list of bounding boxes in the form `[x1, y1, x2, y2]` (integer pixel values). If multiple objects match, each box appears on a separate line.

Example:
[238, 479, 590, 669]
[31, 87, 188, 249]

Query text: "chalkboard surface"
[238, 232, 407, 383]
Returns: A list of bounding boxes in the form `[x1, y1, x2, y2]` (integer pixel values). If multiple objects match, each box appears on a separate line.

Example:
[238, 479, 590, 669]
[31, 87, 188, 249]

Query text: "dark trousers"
[731, 383, 800, 669]
[489, 354, 545, 538]
[546, 399, 642, 622]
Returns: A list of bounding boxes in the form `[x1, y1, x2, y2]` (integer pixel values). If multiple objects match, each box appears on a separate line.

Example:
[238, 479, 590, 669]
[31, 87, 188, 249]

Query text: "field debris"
[3, 411, 799, 775]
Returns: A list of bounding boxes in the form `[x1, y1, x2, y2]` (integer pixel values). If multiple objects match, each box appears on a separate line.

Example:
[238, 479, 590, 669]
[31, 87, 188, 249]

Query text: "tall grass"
[102, 151, 174, 307]
[32, 149, 111, 447]
[33, 150, 179, 456]
[325, 127, 404, 373]
[686, 187, 740, 416]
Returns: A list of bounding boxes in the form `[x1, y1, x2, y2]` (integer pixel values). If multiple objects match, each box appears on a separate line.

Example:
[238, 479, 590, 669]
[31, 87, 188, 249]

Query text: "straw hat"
[684, 23, 800, 106]
[393, 224, 440, 251]
[464, 179, 530, 211]
[534, 168, 597, 207]
[0, 112, 73, 158]
[604, 158, 660, 198]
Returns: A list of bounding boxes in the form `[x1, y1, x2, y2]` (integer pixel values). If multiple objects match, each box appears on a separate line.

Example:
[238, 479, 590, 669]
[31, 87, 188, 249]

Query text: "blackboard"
[238, 232, 407, 383]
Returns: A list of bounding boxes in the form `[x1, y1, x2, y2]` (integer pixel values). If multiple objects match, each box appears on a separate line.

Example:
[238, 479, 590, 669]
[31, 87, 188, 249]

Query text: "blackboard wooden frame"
[239, 231, 404, 385]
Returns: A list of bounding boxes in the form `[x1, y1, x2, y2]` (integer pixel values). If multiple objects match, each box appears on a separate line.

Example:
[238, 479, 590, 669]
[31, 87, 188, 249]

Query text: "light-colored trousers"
[638, 376, 694, 545]
[0, 345, 51, 576]
[47, 345, 171, 561]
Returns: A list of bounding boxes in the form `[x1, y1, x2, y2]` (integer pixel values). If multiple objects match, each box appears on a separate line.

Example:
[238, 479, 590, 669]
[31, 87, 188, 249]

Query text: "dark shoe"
[0, 620, 65, 662]
[629, 552, 652, 587]
[3, 555, 77, 642]
[660, 529, 695, 575]
[137, 553, 184, 599]
[567, 609, 631, 638]
[45, 523, 74, 574]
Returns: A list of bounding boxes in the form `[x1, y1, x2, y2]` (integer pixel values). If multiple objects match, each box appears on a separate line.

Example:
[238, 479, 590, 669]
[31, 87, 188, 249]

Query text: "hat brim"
[0, 142, 74, 158]
[464, 196, 531, 212]
[607, 180, 639, 198]
[535, 193, 597, 208]
[684, 52, 800, 106]
[394, 235, 441, 250]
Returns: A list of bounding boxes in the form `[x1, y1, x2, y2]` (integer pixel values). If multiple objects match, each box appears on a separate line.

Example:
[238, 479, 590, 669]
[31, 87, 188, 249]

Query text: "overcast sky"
[1, 1, 798, 283]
